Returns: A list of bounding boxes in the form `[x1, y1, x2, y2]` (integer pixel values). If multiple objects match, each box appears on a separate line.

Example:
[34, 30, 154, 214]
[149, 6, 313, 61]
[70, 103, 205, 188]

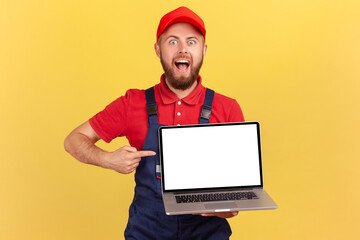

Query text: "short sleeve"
[228, 100, 245, 122]
[89, 91, 130, 143]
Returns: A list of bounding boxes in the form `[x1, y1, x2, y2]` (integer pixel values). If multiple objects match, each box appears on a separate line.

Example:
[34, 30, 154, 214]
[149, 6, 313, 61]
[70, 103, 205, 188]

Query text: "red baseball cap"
[156, 6, 206, 42]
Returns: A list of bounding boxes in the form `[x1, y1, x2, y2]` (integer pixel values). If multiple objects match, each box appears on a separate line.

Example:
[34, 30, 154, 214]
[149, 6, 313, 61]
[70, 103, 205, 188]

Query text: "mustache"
[173, 54, 191, 61]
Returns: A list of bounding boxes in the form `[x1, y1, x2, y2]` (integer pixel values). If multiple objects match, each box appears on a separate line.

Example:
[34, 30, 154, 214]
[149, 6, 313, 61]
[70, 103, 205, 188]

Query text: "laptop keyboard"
[175, 191, 258, 203]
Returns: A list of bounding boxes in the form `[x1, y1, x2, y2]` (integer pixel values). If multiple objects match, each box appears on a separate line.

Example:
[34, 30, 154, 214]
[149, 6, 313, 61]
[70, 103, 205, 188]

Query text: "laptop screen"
[159, 122, 263, 192]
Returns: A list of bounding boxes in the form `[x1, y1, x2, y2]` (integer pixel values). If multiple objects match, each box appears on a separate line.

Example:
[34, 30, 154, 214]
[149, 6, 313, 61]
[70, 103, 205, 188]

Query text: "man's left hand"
[194, 211, 239, 218]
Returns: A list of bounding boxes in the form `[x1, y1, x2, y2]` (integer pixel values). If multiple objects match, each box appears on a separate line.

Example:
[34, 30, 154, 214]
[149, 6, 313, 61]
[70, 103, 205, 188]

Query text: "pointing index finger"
[132, 150, 156, 158]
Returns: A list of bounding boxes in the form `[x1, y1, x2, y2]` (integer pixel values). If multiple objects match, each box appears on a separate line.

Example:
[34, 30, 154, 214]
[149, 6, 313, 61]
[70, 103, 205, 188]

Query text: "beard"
[160, 53, 204, 91]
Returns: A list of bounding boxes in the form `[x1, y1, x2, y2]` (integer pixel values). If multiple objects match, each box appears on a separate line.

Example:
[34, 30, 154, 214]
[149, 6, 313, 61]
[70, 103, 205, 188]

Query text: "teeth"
[176, 60, 189, 63]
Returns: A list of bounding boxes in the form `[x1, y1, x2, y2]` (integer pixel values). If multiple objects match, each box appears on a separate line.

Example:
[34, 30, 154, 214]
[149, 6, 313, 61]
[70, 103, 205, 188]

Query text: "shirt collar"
[158, 74, 205, 105]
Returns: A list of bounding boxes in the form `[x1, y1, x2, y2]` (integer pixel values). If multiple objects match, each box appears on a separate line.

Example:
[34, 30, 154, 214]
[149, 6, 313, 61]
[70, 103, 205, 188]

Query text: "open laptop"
[158, 121, 278, 215]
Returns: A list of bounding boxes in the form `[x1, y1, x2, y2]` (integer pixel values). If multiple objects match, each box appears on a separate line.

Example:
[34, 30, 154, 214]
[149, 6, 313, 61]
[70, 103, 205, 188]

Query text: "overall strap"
[145, 87, 158, 125]
[199, 88, 215, 124]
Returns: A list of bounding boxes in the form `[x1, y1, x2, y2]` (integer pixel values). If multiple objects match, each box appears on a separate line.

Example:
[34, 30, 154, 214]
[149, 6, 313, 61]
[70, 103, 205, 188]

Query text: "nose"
[178, 41, 188, 54]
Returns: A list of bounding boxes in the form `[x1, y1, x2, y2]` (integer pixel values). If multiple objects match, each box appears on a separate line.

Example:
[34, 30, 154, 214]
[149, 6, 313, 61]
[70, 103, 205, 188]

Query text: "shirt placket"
[174, 100, 183, 126]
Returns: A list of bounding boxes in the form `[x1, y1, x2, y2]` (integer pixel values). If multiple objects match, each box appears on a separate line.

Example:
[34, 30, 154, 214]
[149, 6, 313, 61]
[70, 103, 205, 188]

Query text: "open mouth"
[174, 60, 190, 72]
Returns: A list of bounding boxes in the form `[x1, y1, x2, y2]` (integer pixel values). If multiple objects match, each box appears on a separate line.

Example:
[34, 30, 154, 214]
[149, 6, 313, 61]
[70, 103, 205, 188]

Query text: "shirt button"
[178, 101, 181, 105]
[177, 112, 181, 116]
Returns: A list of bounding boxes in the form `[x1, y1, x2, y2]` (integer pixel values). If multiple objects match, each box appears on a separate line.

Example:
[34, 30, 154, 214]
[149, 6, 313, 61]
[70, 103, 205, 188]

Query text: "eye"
[188, 40, 196, 45]
[170, 40, 177, 45]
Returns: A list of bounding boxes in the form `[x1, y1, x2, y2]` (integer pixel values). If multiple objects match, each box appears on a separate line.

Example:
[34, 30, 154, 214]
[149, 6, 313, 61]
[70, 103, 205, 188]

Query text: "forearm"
[64, 132, 109, 169]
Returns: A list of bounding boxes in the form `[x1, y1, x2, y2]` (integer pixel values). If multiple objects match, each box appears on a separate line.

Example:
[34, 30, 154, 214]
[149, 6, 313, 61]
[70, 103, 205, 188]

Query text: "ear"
[154, 42, 161, 58]
[203, 44, 207, 57]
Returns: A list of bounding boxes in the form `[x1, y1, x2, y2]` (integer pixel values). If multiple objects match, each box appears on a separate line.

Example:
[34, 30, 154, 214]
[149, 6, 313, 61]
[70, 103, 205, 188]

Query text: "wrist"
[97, 150, 111, 169]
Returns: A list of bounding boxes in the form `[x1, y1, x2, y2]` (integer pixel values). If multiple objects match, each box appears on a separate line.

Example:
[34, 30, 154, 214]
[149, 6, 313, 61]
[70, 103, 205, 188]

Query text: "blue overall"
[124, 87, 232, 240]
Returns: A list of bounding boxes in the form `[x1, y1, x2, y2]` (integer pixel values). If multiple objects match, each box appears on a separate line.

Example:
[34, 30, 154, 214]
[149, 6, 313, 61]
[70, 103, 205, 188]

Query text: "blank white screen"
[161, 123, 261, 190]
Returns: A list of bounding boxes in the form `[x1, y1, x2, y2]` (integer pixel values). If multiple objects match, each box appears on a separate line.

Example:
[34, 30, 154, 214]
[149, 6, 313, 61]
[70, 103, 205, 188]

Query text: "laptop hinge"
[173, 187, 261, 195]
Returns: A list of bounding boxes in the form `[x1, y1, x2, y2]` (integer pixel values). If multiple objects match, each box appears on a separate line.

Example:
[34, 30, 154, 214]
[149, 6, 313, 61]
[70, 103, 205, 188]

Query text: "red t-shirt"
[89, 75, 245, 150]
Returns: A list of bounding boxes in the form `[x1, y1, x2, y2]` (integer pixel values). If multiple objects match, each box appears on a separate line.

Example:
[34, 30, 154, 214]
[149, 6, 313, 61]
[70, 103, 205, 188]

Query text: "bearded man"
[64, 6, 244, 240]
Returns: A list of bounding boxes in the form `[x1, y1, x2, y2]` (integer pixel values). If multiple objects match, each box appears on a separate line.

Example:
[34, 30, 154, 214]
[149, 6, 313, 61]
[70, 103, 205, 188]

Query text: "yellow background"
[1, 0, 359, 239]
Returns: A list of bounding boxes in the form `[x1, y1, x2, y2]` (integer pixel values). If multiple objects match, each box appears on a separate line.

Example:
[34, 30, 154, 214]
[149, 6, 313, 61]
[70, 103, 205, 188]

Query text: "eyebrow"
[166, 35, 179, 40]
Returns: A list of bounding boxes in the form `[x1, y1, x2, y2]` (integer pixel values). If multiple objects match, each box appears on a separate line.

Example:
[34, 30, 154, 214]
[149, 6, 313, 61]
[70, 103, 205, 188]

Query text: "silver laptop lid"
[158, 122, 263, 192]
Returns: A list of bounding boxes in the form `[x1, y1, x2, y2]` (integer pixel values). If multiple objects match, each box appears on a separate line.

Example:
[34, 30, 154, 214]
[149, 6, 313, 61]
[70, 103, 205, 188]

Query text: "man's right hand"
[104, 146, 156, 174]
